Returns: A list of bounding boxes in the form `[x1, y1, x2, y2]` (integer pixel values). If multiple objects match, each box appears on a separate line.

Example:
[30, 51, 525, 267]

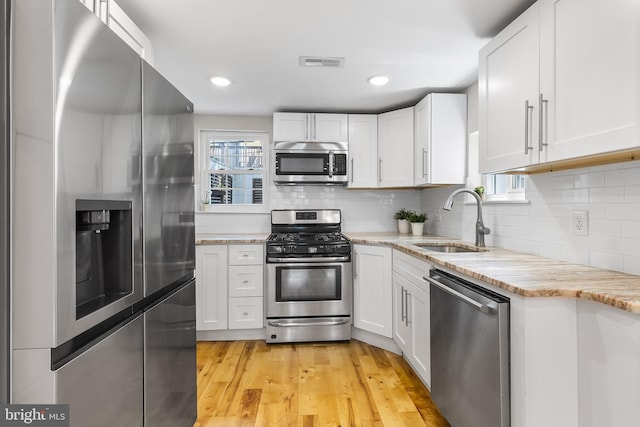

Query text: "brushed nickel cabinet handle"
[539, 93, 548, 152]
[350, 157, 354, 183]
[524, 100, 534, 154]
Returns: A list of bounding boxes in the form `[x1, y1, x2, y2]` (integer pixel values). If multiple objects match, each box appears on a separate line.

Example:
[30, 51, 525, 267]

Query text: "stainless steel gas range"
[265, 209, 352, 343]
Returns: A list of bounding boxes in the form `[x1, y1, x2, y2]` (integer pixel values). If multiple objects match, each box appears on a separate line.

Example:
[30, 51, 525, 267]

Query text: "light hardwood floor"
[195, 340, 450, 427]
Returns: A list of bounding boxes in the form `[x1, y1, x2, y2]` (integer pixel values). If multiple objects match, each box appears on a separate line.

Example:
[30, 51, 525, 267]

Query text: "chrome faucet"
[443, 188, 491, 247]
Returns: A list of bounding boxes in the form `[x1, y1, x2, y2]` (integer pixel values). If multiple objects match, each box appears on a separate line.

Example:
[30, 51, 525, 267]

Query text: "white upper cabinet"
[539, 0, 639, 162]
[77, 0, 154, 64]
[273, 113, 348, 142]
[414, 93, 467, 185]
[347, 114, 378, 188]
[480, 0, 640, 173]
[479, 3, 541, 173]
[377, 107, 415, 187]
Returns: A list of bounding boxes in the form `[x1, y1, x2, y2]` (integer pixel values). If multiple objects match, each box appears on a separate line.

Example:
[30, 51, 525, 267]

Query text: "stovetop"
[267, 232, 349, 244]
[267, 209, 351, 257]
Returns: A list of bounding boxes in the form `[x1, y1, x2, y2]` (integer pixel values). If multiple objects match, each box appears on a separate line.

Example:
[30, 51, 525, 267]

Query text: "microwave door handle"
[329, 151, 334, 178]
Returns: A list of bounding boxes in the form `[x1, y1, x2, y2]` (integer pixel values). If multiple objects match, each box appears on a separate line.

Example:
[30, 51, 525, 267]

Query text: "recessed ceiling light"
[368, 75, 390, 86]
[210, 76, 231, 87]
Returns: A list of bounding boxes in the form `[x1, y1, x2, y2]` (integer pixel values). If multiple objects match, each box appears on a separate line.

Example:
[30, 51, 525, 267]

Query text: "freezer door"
[144, 280, 197, 426]
[56, 315, 144, 427]
[53, 0, 143, 344]
[142, 62, 195, 296]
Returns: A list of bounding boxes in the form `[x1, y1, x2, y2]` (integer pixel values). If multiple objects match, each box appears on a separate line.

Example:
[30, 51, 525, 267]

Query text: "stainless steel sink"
[412, 243, 483, 253]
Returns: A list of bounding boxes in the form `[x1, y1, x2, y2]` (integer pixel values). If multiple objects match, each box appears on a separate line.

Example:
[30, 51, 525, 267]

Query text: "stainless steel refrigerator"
[10, 1, 196, 425]
[141, 60, 196, 427]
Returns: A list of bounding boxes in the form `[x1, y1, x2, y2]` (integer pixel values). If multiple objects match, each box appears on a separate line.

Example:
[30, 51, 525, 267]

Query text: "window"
[483, 174, 526, 201]
[468, 131, 526, 201]
[200, 131, 268, 212]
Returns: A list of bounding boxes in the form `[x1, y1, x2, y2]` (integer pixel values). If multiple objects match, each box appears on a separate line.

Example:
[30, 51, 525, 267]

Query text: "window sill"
[198, 204, 269, 214]
[464, 199, 530, 205]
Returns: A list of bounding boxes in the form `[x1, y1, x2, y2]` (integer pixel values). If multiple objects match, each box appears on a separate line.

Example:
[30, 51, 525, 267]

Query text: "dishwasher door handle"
[424, 276, 495, 313]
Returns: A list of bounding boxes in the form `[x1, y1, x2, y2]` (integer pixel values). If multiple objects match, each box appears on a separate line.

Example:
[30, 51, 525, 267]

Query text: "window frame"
[467, 130, 527, 202]
[198, 129, 270, 213]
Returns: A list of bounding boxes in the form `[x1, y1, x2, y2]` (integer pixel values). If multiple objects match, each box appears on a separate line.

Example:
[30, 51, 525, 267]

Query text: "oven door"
[266, 258, 352, 318]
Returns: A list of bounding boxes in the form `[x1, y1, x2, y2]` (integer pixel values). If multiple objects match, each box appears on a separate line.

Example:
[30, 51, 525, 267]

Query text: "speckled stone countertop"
[347, 232, 640, 314]
[196, 234, 269, 245]
[196, 232, 640, 314]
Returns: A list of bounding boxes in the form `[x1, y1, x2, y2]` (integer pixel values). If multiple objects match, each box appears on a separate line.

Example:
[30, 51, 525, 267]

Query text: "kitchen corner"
[348, 232, 640, 313]
[349, 231, 640, 427]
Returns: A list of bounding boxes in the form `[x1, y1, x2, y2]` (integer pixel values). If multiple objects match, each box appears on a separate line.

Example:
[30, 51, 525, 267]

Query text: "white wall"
[420, 161, 640, 275]
[194, 114, 422, 234]
[195, 112, 640, 276]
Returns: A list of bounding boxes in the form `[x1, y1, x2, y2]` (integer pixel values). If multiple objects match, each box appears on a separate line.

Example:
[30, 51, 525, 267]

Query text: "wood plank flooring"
[195, 340, 450, 427]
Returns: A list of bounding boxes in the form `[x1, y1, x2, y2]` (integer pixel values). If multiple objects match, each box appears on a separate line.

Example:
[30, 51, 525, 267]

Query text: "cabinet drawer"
[228, 244, 264, 265]
[393, 250, 431, 291]
[228, 265, 264, 297]
[228, 297, 263, 329]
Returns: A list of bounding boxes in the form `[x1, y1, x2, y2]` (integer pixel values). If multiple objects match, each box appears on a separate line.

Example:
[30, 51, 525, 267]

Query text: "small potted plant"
[474, 185, 486, 200]
[407, 211, 428, 236]
[394, 208, 411, 234]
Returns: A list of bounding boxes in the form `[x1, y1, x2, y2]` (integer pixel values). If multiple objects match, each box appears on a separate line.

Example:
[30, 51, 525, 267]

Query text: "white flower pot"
[398, 219, 410, 234]
[411, 222, 424, 236]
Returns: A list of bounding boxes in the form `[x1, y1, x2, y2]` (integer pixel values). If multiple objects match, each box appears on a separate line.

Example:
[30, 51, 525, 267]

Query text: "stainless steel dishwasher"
[426, 269, 510, 427]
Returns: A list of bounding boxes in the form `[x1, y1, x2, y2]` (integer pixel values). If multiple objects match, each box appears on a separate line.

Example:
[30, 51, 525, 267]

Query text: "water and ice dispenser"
[75, 200, 133, 319]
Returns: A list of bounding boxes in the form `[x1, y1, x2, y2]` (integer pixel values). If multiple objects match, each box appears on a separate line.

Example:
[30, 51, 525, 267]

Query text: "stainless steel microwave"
[273, 141, 348, 185]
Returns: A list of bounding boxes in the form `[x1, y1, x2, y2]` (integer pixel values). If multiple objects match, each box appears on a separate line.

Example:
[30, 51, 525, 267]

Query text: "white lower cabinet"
[353, 244, 393, 338]
[392, 250, 431, 387]
[195, 245, 228, 331]
[228, 244, 264, 330]
[196, 243, 264, 332]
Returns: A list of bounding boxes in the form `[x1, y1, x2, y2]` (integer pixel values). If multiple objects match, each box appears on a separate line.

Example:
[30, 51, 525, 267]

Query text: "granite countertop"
[196, 232, 640, 314]
[196, 233, 269, 245]
[347, 232, 640, 314]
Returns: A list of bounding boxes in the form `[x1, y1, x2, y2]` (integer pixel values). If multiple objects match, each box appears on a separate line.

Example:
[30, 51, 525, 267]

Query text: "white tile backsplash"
[195, 140, 640, 276]
[196, 183, 422, 234]
[420, 160, 640, 275]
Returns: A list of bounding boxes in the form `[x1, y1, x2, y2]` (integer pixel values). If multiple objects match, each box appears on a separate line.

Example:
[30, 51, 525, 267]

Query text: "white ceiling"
[116, 0, 535, 116]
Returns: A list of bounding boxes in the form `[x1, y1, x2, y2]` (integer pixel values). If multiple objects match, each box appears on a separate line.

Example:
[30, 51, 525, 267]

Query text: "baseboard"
[351, 327, 402, 355]
[197, 328, 266, 341]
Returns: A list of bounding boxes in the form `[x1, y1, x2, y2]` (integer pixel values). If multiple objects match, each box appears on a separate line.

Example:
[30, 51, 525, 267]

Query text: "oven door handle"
[268, 319, 351, 328]
[267, 256, 350, 263]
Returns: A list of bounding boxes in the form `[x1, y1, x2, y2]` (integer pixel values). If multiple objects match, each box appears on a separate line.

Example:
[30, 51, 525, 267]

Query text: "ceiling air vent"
[299, 56, 345, 68]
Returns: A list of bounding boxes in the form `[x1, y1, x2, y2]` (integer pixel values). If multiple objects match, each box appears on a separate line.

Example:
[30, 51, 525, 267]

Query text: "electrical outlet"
[572, 210, 589, 236]
[433, 209, 442, 221]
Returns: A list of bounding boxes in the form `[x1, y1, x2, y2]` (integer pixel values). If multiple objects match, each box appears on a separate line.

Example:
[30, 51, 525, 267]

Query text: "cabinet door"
[228, 297, 263, 329]
[348, 114, 378, 188]
[228, 265, 263, 297]
[195, 245, 228, 330]
[273, 113, 309, 141]
[479, 3, 541, 173]
[378, 107, 415, 187]
[539, 0, 639, 162]
[407, 282, 430, 388]
[313, 114, 348, 142]
[392, 273, 411, 352]
[228, 244, 264, 265]
[353, 245, 393, 337]
[414, 94, 467, 185]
